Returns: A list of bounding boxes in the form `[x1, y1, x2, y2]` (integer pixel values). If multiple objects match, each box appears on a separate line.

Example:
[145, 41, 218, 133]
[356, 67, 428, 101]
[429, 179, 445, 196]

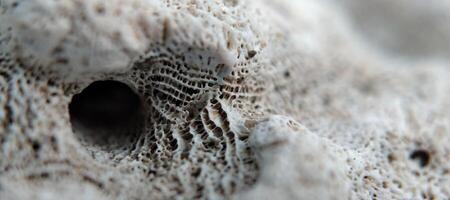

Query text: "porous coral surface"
[0, 0, 449, 199]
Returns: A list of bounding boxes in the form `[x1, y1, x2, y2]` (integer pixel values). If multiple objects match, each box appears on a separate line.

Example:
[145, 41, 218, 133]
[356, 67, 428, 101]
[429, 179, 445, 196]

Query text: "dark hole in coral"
[31, 141, 41, 151]
[284, 71, 290, 78]
[69, 80, 145, 149]
[410, 149, 431, 167]
[387, 153, 396, 163]
[247, 50, 257, 59]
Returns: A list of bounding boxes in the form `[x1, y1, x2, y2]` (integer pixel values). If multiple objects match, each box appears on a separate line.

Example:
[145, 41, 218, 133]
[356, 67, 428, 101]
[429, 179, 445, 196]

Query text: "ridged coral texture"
[0, 0, 449, 199]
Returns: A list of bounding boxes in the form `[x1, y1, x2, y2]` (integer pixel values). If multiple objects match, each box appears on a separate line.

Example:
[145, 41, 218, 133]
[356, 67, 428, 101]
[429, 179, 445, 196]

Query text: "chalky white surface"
[0, 0, 449, 199]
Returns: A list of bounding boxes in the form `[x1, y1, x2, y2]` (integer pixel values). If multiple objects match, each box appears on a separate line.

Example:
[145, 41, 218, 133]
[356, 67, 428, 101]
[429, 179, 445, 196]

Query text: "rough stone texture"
[0, 0, 449, 200]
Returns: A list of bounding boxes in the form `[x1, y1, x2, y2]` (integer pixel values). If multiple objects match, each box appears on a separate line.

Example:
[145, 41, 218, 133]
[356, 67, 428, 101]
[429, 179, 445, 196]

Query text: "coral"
[1, 0, 449, 199]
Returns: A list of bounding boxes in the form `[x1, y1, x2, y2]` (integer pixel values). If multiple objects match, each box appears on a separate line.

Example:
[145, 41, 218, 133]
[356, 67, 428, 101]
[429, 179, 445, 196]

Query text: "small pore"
[410, 149, 431, 167]
[69, 80, 145, 150]
[247, 50, 257, 59]
[95, 4, 105, 14]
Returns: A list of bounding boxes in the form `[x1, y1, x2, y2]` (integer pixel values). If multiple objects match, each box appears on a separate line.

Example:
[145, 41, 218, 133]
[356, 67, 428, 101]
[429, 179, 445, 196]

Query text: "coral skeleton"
[0, 0, 449, 199]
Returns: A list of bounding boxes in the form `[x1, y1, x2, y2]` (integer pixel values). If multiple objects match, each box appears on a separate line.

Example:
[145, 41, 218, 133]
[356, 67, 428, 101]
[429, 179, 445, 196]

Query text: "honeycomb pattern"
[1, 0, 450, 200]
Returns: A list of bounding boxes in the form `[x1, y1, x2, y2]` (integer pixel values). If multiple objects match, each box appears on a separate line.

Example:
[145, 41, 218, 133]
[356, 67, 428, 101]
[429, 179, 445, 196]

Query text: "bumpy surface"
[1, 0, 450, 199]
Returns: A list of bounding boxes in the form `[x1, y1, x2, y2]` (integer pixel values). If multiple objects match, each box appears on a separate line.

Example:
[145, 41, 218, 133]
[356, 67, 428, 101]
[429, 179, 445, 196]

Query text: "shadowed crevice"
[69, 80, 145, 150]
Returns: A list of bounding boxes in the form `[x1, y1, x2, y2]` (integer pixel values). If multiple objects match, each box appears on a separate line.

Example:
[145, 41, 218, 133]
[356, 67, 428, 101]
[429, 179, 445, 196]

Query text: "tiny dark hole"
[387, 153, 396, 163]
[41, 172, 50, 178]
[410, 149, 431, 167]
[95, 5, 105, 14]
[247, 50, 257, 59]
[31, 141, 41, 151]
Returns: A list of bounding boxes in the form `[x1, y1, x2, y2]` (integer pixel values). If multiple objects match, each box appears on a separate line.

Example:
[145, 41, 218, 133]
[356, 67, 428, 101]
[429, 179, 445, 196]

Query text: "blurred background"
[330, 0, 450, 62]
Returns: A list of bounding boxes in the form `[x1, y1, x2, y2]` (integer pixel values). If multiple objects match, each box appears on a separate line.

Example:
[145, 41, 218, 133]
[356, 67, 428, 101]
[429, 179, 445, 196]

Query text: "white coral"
[1, 0, 450, 200]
